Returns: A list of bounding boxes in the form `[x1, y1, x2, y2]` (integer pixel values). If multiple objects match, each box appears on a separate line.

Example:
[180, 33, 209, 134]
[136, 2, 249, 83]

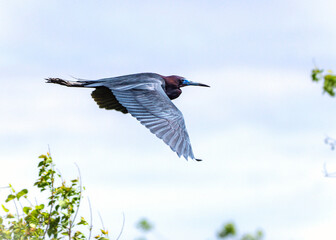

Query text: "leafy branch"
[311, 67, 336, 177]
[0, 153, 109, 240]
[312, 68, 336, 96]
[217, 222, 263, 240]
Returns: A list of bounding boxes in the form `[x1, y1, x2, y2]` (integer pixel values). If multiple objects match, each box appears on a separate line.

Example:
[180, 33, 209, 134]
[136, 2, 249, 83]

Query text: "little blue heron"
[46, 73, 209, 161]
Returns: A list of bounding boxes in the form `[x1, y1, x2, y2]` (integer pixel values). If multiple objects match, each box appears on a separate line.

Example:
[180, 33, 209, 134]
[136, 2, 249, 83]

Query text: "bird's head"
[162, 75, 210, 100]
[163, 75, 210, 88]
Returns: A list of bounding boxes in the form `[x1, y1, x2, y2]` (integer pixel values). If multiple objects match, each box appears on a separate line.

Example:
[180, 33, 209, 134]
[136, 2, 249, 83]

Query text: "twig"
[325, 136, 336, 150]
[24, 197, 34, 207]
[11, 196, 20, 221]
[98, 211, 105, 232]
[116, 212, 125, 240]
[323, 136, 336, 177]
[323, 161, 336, 177]
[18, 199, 24, 212]
[70, 163, 82, 229]
[7, 187, 20, 221]
[48, 144, 51, 156]
[43, 163, 56, 239]
[323, 161, 328, 177]
[69, 218, 72, 240]
[88, 198, 93, 240]
[56, 168, 64, 183]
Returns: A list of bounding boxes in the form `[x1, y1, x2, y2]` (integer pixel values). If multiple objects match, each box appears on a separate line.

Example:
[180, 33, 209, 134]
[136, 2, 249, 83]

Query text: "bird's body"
[46, 73, 209, 160]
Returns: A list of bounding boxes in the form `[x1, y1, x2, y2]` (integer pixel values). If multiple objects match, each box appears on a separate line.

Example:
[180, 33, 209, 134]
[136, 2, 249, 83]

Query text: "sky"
[1, 0, 336, 239]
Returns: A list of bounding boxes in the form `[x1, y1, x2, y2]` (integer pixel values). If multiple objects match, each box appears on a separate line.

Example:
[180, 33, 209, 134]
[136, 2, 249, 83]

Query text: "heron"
[46, 73, 209, 161]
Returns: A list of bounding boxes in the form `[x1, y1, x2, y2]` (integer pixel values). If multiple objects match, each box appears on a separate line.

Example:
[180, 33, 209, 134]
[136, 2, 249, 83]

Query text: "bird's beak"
[181, 79, 210, 88]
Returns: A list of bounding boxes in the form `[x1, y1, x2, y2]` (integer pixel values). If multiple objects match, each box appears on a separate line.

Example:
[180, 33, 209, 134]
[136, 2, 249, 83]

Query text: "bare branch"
[98, 211, 105, 232]
[88, 197, 93, 240]
[325, 136, 336, 150]
[70, 162, 83, 229]
[43, 161, 56, 239]
[116, 212, 125, 240]
[10, 190, 20, 222]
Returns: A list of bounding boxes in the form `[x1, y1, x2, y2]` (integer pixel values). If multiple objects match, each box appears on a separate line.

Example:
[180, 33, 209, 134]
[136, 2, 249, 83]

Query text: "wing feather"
[110, 84, 195, 160]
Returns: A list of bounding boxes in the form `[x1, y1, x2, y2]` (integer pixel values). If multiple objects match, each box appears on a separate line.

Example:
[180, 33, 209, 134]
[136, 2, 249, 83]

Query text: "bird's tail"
[45, 78, 97, 88]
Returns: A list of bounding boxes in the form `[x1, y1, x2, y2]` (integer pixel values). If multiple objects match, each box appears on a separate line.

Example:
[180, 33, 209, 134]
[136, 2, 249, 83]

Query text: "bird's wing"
[110, 83, 196, 160]
[91, 87, 128, 114]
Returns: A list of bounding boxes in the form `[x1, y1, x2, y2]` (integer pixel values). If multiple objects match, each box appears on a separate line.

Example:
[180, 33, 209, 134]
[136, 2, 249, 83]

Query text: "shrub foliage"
[0, 153, 109, 240]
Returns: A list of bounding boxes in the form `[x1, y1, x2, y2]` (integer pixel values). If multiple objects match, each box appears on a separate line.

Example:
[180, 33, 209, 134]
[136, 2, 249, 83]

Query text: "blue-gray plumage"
[46, 73, 209, 161]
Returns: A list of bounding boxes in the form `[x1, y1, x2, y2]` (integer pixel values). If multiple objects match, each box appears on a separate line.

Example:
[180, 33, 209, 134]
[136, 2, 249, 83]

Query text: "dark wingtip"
[45, 78, 71, 86]
[45, 77, 60, 83]
[195, 158, 202, 161]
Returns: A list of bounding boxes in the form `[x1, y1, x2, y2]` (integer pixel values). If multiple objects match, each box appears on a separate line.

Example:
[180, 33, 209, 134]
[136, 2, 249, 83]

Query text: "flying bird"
[46, 73, 209, 160]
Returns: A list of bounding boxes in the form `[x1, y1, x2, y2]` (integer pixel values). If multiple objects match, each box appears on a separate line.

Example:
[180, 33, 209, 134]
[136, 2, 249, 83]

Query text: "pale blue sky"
[1, 1, 336, 239]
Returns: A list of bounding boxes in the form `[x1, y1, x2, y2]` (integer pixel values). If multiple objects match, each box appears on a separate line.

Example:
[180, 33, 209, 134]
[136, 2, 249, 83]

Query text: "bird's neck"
[165, 86, 182, 100]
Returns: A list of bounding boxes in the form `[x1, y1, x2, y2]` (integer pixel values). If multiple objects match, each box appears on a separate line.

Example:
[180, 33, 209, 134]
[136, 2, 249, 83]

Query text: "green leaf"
[16, 189, 28, 200]
[59, 200, 69, 209]
[1, 204, 9, 213]
[29, 223, 36, 228]
[39, 154, 47, 159]
[137, 218, 153, 232]
[5, 194, 16, 202]
[77, 217, 88, 226]
[23, 206, 32, 214]
[312, 67, 336, 97]
[218, 222, 236, 238]
[35, 204, 45, 210]
[312, 68, 323, 82]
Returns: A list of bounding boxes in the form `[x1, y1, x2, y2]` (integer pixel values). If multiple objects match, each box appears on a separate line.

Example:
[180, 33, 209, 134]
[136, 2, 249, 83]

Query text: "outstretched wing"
[91, 87, 128, 114]
[110, 83, 196, 160]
